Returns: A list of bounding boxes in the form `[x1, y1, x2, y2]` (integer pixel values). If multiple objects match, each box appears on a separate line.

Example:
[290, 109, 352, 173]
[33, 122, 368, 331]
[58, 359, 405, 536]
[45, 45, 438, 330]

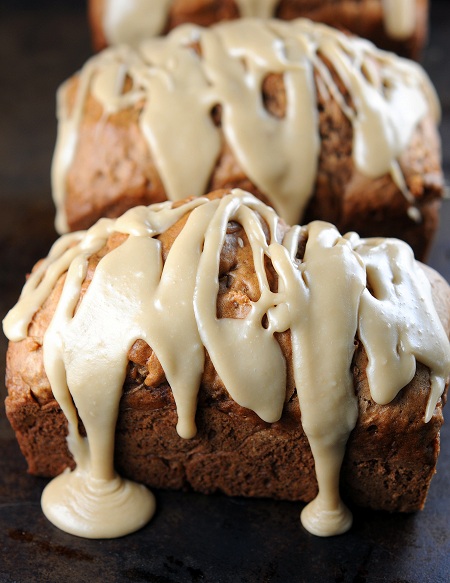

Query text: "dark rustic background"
[0, 1, 449, 582]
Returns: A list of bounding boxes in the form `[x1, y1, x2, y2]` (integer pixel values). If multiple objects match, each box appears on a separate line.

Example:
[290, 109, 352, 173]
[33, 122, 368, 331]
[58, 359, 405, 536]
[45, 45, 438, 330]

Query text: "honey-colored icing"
[52, 18, 438, 234]
[3, 190, 450, 538]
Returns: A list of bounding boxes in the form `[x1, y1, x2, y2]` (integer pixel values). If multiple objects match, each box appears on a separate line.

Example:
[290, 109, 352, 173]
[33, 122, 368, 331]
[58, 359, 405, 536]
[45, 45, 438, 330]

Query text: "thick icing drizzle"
[3, 191, 450, 538]
[52, 18, 438, 233]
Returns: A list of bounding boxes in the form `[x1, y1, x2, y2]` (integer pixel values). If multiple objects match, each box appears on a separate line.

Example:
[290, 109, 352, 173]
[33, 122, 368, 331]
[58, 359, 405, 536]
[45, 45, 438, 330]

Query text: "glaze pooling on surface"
[4, 190, 450, 539]
[52, 18, 437, 233]
[101, 0, 418, 44]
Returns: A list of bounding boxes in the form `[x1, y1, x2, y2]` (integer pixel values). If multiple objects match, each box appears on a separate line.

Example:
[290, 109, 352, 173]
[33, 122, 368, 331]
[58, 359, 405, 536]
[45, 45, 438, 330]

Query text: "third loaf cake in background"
[52, 18, 443, 260]
[88, 0, 429, 59]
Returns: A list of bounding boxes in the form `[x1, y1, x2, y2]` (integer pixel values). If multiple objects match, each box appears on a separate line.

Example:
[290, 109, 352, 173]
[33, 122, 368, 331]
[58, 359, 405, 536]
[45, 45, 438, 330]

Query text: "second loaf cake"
[88, 0, 429, 59]
[52, 18, 443, 260]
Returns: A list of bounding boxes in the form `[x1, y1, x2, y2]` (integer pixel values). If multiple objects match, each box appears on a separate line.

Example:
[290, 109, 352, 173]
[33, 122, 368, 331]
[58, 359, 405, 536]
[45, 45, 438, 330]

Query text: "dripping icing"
[382, 0, 417, 40]
[52, 18, 438, 233]
[3, 190, 450, 538]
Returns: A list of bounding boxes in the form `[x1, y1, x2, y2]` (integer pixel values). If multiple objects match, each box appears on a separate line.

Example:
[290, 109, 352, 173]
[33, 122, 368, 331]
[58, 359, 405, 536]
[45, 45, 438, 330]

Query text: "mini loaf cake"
[3, 190, 450, 540]
[52, 18, 443, 260]
[88, 0, 429, 59]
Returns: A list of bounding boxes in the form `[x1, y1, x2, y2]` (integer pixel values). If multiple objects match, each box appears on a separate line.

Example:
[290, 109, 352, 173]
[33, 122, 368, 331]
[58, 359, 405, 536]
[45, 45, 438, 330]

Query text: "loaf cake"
[3, 190, 450, 539]
[88, 0, 429, 59]
[52, 18, 443, 261]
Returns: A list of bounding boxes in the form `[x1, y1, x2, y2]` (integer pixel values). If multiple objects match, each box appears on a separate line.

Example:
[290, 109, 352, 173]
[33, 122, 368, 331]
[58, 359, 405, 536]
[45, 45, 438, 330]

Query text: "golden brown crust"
[5, 193, 450, 512]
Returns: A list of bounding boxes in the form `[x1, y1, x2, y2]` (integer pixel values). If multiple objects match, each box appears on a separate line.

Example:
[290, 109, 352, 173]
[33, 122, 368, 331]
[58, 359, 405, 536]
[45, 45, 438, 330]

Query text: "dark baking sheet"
[1, 2, 449, 582]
